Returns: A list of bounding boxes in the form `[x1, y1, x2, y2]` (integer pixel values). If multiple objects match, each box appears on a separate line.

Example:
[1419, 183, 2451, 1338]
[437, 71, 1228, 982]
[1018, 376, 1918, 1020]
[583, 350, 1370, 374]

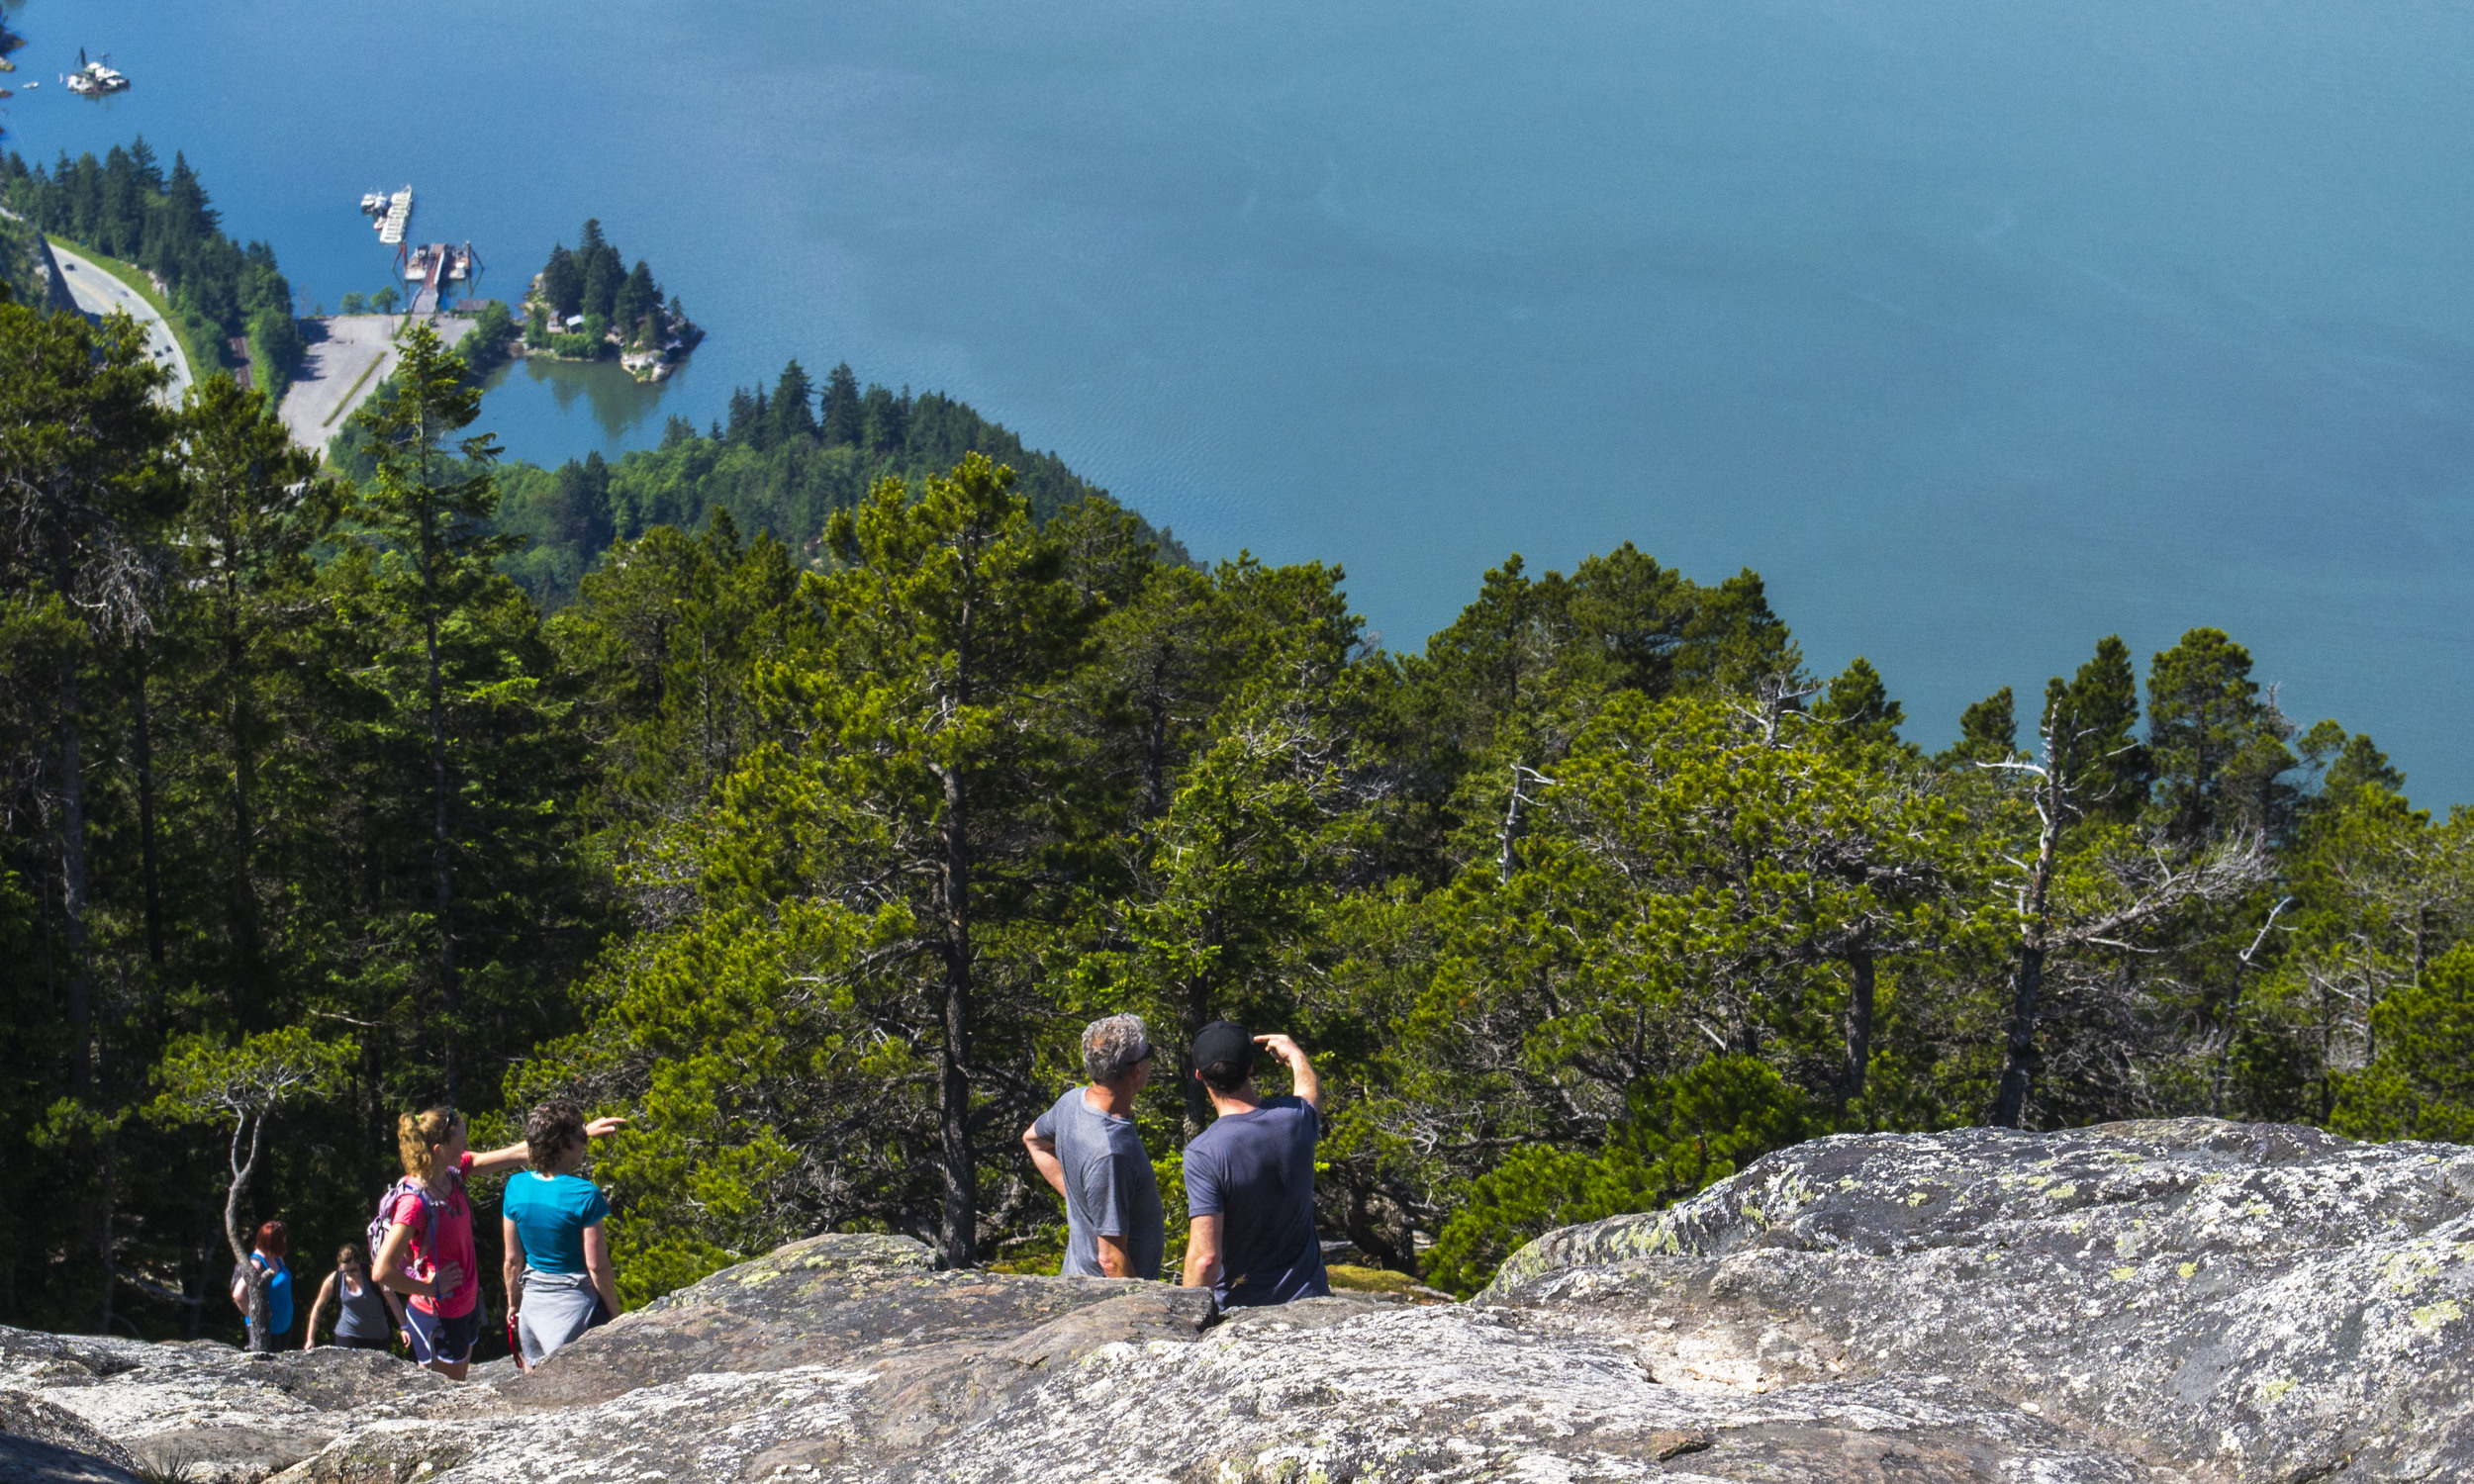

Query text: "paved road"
[52, 242, 193, 403]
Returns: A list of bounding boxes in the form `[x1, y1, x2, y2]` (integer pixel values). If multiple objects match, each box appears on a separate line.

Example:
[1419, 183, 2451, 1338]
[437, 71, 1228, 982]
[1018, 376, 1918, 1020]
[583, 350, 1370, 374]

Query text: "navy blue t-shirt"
[1183, 1095, 1328, 1307]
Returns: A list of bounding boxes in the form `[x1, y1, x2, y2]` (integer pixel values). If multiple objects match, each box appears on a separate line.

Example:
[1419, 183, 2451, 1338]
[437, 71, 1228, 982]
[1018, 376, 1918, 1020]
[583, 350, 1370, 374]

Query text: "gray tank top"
[333, 1274, 391, 1339]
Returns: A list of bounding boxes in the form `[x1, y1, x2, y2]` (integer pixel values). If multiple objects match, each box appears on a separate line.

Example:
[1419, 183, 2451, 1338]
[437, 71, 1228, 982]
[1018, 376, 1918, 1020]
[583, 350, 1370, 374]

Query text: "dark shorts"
[333, 1333, 393, 1352]
[405, 1305, 480, 1364]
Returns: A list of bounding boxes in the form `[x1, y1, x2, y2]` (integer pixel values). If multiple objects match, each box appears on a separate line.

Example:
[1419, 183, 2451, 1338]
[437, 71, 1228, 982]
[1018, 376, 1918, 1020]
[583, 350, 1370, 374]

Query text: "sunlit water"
[16, 0, 2474, 797]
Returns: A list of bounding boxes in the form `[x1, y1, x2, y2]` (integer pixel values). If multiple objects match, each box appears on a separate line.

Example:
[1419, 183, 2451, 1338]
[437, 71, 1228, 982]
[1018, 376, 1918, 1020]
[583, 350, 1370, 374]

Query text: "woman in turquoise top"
[228, 1220, 294, 1346]
[502, 1100, 619, 1366]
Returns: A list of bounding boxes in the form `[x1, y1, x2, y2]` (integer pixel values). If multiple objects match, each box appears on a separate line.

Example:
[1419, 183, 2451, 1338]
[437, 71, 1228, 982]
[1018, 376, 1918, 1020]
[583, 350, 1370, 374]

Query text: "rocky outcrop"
[1, 1120, 2466, 1481]
[0, 212, 83, 317]
[1484, 1118, 2474, 1481]
[0, 1328, 460, 1483]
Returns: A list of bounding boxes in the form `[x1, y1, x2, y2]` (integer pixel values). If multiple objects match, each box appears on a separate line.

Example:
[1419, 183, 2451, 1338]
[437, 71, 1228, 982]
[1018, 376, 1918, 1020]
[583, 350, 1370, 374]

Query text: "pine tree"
[1813, 656, 1905, 751]
[0, 302, 176, 1092]
[333, 324, 517, 1102]
[820, 362, 864, 446]
[797, 455, 1092, 1264]
[168, 374, 333, 1026]
[2041, 636, 2148, 822]
[2332, 944, 2474, 1143]
[767, 361, 818, 446]
[2146, 628, 2294, 841]
[539, 245, 582, 320]
[613, 261, 659, 338]
[1939, 687, 2017, 766]
[579, 225, 622, 325]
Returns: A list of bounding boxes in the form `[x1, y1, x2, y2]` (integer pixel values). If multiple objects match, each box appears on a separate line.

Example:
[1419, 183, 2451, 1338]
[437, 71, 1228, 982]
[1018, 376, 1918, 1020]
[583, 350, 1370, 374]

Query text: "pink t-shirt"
[391, 1153, 479, 1319]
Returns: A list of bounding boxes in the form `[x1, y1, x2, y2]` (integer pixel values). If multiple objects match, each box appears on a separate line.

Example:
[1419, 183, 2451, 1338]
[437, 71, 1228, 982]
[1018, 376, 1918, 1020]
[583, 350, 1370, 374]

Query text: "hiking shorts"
[405, 1305, 480, 1365]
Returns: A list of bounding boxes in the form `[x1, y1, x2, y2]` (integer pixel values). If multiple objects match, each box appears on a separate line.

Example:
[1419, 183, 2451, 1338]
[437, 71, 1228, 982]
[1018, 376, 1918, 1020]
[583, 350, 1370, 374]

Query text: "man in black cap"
[1179, 1020, 1328, 1307]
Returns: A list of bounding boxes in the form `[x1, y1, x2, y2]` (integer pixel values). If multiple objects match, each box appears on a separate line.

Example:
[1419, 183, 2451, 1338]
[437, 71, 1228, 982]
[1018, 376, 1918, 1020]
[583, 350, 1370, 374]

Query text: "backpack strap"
[386, 1177, 445, 1274]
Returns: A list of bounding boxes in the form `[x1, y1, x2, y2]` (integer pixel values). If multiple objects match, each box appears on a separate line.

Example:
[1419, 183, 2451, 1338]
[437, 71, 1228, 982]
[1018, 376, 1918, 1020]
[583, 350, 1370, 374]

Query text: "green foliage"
[2, 223, 2471, 1339]
[2331, 945, 2474, 1143]
[2037, 636, 2146, 815]
[244, 305, 303, 392]
[452, 300, 518, 378]
[150, 1027, 354, 1129]
[1939, 686, 2018, 767]
[0, 139, 295, 374]
[2146, 627, 2295, 841]
[1424, 1057, 1819, 1296]
[1813, 656, 1906, 753]
[523, 221, 696, 363]
[330, 323, 597, 1105]
[509, 899, 901, 1303]
[492, 361, 1182, 608]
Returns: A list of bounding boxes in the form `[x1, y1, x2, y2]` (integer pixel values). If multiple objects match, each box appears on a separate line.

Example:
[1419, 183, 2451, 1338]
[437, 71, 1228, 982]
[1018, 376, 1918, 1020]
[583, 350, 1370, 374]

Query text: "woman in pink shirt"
[374, 1106, 625, 1377]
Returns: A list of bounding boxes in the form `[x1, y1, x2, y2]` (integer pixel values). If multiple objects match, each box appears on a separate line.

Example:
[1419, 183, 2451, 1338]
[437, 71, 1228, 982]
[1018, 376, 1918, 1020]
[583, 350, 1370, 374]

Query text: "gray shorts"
[516, 1268, 600, 1365]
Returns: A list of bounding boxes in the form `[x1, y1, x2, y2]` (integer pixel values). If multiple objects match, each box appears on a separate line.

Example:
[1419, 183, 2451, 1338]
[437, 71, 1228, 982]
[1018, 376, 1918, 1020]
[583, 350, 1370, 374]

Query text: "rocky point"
[1, 1119, 2465, 1482]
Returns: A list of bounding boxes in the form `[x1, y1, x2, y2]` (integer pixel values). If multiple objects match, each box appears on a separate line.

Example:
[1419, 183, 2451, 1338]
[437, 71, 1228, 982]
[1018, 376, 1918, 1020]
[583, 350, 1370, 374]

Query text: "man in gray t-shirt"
[1023, 1014, 1164, 1279]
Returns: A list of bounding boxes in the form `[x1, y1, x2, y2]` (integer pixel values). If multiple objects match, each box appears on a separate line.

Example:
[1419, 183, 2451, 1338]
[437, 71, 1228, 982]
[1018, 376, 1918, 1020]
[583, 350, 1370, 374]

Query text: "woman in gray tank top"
[303, 1244, 405, 1352]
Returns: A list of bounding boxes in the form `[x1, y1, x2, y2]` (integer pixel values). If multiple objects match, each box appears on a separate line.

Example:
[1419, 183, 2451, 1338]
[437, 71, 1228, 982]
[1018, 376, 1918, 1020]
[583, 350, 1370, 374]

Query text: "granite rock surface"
[1483, 1117, 2474, 1481]
[0, 1119, 2462, 1482]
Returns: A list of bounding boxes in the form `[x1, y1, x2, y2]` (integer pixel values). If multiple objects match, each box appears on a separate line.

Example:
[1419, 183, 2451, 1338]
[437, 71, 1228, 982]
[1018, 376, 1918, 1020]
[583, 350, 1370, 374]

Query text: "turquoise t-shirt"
[246, 1254, 294, 1336]
[501, 1171, 610, 1275]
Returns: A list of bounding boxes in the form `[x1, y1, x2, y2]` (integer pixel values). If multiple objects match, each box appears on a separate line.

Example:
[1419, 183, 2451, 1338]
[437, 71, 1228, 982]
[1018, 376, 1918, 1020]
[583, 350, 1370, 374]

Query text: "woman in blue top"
[501, 1100, 618, 1366]
[228, 1220, 293, 1346]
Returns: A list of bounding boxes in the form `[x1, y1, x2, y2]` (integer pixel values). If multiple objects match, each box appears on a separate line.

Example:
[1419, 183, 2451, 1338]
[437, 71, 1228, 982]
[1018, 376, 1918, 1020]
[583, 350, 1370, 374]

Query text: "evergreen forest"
[0, 140, 305, 392]
[4, 232, 2472, 1354]
[485, 357, 1180, 603]
[520, 219, 698, 364]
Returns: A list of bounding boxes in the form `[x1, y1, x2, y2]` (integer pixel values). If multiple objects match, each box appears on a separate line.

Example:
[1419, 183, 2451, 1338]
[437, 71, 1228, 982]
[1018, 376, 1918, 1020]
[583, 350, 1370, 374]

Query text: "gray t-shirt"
[1182, 1095, 1328, 1307]
[1033, 1087, 1164, 1280]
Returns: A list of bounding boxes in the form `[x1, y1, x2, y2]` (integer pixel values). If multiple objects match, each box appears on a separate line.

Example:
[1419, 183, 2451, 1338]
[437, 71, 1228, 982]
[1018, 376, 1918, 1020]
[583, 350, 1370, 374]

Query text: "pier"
[376, 187, 411, 245]
[401, 241, 480, 318]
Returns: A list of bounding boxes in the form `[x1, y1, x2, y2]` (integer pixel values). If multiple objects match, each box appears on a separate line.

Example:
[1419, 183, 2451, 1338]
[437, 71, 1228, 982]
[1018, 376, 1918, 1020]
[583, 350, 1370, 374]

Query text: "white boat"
[63, 50, 128, 98]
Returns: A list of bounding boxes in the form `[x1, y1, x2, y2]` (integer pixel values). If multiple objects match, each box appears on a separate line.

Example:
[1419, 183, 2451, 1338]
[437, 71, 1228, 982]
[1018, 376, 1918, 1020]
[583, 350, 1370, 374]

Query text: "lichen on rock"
[3, 1121, 2466, 1481]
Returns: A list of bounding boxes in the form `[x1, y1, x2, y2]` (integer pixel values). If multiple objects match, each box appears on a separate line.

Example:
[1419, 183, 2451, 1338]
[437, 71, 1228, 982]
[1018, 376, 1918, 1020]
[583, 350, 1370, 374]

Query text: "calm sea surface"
[19, 0, 2474, 798]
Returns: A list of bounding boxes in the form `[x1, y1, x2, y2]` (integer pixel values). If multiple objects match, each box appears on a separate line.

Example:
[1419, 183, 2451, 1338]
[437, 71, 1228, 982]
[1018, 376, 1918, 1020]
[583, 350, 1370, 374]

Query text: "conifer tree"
[0, 302, 175, 1092]
[1940, 687, 2017, 766]
[613, 260, 659, 337]
[797, 455, 1091, 1264]
[333, 319, 522, 1093]
[767, 361, 818, 446]
[820, 362, 864, 445]
[169, 374, 333, 1025]
[1813, 656, 1905, 751]
[2146, 628, 2295, 842]
[539, 245, 582, 320]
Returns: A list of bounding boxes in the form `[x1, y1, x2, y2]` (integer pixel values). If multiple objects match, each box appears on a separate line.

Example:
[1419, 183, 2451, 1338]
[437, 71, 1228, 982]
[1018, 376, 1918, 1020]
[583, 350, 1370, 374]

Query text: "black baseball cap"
[1190, 1020, 1255, 1084]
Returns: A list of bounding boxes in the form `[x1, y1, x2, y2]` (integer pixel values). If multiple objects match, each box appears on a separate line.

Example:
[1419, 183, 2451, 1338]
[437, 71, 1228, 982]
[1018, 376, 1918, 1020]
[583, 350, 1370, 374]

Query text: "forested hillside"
[486, 358, 1183, 603]
[3, 286, 2469, 1353]
[0, 140, 304, 389]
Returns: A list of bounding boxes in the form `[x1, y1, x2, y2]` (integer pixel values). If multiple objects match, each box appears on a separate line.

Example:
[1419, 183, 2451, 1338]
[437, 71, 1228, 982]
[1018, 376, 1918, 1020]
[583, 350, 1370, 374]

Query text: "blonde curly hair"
[396, 1106, 463, 1181]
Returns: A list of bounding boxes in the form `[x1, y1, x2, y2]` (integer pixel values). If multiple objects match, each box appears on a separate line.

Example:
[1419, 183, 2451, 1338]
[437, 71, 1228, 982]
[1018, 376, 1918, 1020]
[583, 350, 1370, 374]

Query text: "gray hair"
[1082, 1014, 1154, 1085]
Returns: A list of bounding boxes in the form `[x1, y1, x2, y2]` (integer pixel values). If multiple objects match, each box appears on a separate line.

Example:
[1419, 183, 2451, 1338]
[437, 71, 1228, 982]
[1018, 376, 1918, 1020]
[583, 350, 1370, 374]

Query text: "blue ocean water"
[17, 0, 2474, 798]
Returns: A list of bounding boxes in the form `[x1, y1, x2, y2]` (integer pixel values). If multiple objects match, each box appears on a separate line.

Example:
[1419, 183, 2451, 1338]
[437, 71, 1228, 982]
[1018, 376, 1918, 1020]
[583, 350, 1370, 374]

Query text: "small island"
[520, 218, 702, 382]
